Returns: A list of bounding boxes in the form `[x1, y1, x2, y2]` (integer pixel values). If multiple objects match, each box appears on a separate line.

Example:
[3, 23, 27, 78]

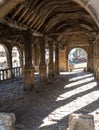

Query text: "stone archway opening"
[12, 46, 21, 67]
[0, 44, 8, 69]
[68, 47, 87, 72]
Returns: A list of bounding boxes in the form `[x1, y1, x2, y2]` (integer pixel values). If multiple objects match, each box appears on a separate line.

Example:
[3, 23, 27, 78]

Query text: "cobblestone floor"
[0, 70, 99, 130]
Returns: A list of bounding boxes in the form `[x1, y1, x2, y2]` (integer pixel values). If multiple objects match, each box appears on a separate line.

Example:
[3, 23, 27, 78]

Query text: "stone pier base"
[39, 64, 47, 84]
[48, 63, 54, 78]
[0, 113, 16, 130]
[69, 114, 94, 130]
[23, 68, 34, 91]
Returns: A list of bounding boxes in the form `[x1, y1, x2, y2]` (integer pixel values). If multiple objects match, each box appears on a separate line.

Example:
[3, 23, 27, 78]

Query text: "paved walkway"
[0, 71, 99, 130]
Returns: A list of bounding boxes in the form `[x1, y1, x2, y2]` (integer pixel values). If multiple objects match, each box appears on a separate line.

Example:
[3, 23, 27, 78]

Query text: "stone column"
[93, 42, 97, 74]
[55, 42, 59, 75]
[20, 50, 23, 68]
[59, 45, 67, 72]
[23, 30, 34, 91]
[39, 38, 47, 83]
[8, 48, 14, 78]
[86, 47, 90, 72]
[95, 37, 99, 80]
[65, 45, 68, 71]
[89, 43, 94, 72]
[48, 41, 54, 77]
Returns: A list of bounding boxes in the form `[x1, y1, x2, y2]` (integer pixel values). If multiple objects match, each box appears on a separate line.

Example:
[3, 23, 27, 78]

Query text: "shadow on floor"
[0, 71, 99, 130]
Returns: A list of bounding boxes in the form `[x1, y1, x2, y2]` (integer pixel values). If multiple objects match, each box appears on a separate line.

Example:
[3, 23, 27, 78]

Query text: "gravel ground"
[0, 71, 99, 130]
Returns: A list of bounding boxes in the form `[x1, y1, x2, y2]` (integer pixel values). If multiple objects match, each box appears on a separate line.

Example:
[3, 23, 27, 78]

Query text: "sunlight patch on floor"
[56, 82, 96, 101]
[40, 75, 99, 128]
[60, 69, 83, 75]
[40, 90, 99, 128]
[64, 77, 94, 88]
[69, 74, 93, 81]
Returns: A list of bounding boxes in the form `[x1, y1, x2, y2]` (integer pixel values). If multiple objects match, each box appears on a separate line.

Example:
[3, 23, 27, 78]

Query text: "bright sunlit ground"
[40, 70, 99, 130]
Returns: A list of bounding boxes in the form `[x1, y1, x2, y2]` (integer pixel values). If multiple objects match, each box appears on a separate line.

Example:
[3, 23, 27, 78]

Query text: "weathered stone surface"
[0, 72, 99, 130]
[69, 114, 94, 130]
[41, 126, 53, 130]
[0, 113, 15, 130]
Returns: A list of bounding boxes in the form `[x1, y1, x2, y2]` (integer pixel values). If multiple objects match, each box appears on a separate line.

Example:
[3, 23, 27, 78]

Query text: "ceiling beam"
[46, 31, 90, 36]
[0, 17, 53, 41]
[0, 18, 44, 37]
[0, 0, 24, 19]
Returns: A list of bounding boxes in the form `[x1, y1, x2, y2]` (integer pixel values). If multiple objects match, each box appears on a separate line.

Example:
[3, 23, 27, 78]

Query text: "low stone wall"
[0, 113, 16, 130]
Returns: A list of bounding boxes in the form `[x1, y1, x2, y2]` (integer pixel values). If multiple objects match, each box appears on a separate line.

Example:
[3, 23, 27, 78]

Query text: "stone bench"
[69, 114, 94, 130]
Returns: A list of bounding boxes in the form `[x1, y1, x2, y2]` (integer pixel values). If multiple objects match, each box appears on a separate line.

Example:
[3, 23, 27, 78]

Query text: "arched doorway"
[12, 46, 21, 67]
[0, 44, 9, 69]
[68, 48, 87, 72]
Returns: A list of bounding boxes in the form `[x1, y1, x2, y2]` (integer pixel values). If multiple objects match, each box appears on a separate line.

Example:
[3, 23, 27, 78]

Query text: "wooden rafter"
[0, 0, 24, 19]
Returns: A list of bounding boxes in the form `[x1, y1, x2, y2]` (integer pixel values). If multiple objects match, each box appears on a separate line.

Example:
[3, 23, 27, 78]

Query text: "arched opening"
[68, 47, 87, 72]
[0, 44, 9, 69]
[45, 48, 49, 74]
[12, 46, 21, 67]
[45, 48, 55, 75]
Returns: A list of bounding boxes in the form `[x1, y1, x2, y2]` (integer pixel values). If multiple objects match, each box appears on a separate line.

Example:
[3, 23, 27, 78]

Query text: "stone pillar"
[69, 114, 94, 130]
[93, 42, 97, 74]
[23, 30, 34, 91]
[65, 45, 68, 71]
[89, 43, 94, 72]
[55, 43, 59, 75]
[39, 38, 47, 83]
[86, 47, 90, 72]
[93, 38, 99, 77]
[59, 45, 67, 72]
[96, 38, 99, 80]
[20, 50, 23, 68]
[32, 44, 39, 72]
[8, 49, 14, 78]
[48, 41, 54, 77]
[0, 113, 16, 130]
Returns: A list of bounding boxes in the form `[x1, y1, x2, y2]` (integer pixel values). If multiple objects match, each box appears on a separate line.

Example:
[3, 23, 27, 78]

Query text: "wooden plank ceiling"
[0, 0, 98, 43]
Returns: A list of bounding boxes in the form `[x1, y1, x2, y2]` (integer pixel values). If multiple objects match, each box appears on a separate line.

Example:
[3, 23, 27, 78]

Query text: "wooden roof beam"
[0, 0, 24, 19]
[0, 17, 53, 40]
[12, 0, 29, 19]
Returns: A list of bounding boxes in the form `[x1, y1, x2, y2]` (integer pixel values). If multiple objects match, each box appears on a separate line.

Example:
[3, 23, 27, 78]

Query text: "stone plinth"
[48, 63, 54, 78]
[39, 64, 47, 84]
[23, 68, 34, 90]
[0, 113, 15, 130]
[59, 49, 67, 72]
[69, 114, 94, 130]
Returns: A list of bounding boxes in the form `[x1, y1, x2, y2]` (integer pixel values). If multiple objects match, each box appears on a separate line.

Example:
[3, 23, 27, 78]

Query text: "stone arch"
[68, 46, 88, 59]
[0, 43, 10, 69]
[97, 63, 99, 80]
[95, 60, 99, 80]
[95, 63, 98, 79]
[68, 47, 88, 71]
[11, 44, 23, 67]
[73, 0, 99, 27]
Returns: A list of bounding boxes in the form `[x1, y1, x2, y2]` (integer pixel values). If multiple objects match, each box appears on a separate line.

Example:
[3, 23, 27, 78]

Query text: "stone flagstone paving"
[0, 71, 99, 130]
